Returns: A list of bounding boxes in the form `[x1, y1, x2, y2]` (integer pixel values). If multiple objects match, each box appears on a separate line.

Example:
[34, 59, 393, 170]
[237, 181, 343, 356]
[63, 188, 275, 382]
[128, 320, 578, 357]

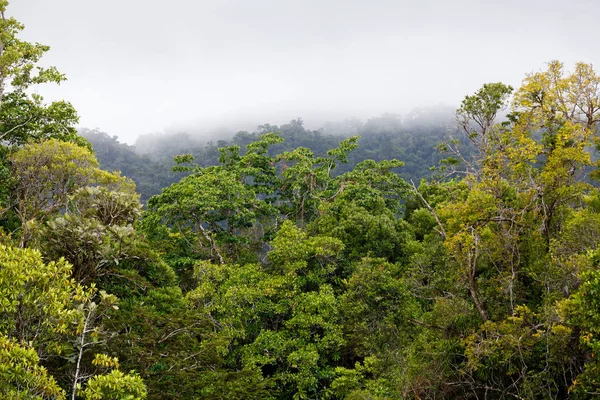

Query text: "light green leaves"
[81, 369, 146, 400]
[0, 244, 84, 349]
[0, 334, 66, 400]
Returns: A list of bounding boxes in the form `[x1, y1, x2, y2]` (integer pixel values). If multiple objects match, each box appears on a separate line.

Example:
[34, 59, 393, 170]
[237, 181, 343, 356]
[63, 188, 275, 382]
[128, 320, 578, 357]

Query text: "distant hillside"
[80, 128, 187, 202]
[83, 112, 456, 202]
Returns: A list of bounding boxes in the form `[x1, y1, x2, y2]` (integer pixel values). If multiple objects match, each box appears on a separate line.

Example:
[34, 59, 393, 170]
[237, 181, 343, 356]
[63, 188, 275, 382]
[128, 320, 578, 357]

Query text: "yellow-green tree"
[417, 61, 600, 398]
[0, 334, 66, 400]
[0, 0, 85, 232]
[9, 139, 129, 247]
[0, 0, 81, 146]
[0, 243, 148, 399]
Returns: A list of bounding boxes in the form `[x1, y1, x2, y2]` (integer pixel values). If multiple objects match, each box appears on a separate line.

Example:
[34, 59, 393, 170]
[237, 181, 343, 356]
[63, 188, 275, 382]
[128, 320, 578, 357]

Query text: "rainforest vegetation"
[80, 111, 449, 203]
[3, 2, 600, 399]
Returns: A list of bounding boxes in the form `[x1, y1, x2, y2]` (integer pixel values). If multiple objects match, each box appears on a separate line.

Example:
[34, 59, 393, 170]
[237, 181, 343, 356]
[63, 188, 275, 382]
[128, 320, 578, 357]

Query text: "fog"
[12, 0, 600, 143]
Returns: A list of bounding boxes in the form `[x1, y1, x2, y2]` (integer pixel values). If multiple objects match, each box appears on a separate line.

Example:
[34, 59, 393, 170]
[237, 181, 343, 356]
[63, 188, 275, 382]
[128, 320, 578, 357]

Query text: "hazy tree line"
[3, 1, 600, 399]
[81, 111, 453, 202]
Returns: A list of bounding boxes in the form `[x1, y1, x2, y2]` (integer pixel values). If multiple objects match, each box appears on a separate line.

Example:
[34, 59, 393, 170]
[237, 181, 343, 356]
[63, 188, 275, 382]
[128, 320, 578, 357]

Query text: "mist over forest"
[5, 0, 600, 399]
[81, 107, 457, 202]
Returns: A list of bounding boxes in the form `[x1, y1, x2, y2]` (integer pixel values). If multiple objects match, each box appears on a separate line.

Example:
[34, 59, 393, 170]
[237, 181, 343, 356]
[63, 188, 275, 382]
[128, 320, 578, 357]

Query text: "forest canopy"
[2, 1, 600, 399]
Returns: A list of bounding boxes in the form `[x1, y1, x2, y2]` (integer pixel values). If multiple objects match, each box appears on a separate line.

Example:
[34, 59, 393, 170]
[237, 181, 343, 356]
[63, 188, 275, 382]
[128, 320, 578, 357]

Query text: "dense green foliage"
[4, 2, 600, 399]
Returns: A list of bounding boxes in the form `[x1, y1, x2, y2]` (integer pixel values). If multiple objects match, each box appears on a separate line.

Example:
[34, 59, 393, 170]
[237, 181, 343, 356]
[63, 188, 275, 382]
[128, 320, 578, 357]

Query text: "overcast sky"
[11, 0, 600, 143]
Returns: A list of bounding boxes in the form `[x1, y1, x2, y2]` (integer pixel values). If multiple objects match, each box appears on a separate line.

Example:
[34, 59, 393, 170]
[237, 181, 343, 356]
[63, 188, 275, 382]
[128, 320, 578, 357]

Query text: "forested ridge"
[81, 112, 450, 203]
[3, 2, 600, 399]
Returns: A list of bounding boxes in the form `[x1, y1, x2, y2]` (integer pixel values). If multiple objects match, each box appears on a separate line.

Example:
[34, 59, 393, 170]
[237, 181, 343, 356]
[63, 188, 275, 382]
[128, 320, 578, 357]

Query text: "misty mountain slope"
[86, 113, 455, 201]
[80, 128, 186, 202]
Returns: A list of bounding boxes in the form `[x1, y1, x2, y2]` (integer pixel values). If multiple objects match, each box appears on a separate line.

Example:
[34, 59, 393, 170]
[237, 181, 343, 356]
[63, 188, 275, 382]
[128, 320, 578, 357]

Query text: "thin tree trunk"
[72, 309, 92, 400]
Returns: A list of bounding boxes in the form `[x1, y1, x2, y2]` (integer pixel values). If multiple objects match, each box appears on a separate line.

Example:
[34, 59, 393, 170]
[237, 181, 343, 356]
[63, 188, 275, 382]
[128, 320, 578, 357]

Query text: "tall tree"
[8, 139, 128, 247]
[0, 0, 81, 146]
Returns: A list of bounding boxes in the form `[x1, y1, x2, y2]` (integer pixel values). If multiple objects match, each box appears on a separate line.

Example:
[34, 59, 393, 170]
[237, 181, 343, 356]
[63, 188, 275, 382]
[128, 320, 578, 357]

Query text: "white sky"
[11, 0, 600, 143]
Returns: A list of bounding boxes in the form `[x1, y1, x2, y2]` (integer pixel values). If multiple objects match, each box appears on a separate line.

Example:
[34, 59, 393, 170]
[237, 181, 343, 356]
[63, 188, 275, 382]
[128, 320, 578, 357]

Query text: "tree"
[278, 136, 358, 224]
[0, 334, 66, 400]
[37, 185, 169, 287]
[0, 0, 85, 230]
[456, 82, 513, 158]
[101, 286, 259, 400]
[0, 243, 150, 399]
[399, 61, 600, 398]
[8, 139, 127, 247]
[0, 91, 82, 147]
[146, 133, 283, 265]
[436, 62, 597, 321]
[308, 158, 410, 264]
[185, 221, 346, 399]
[0, 244, 86, 354]
[0, 0, 82, 146]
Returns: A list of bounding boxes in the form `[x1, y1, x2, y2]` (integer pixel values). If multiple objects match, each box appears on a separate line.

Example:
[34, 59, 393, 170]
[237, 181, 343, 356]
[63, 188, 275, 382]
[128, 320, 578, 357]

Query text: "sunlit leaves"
[0, 244, 85, 351]
[9, 139, 126, 245]
[81, 369, 146, 400]
[0, 334, 65, 400]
